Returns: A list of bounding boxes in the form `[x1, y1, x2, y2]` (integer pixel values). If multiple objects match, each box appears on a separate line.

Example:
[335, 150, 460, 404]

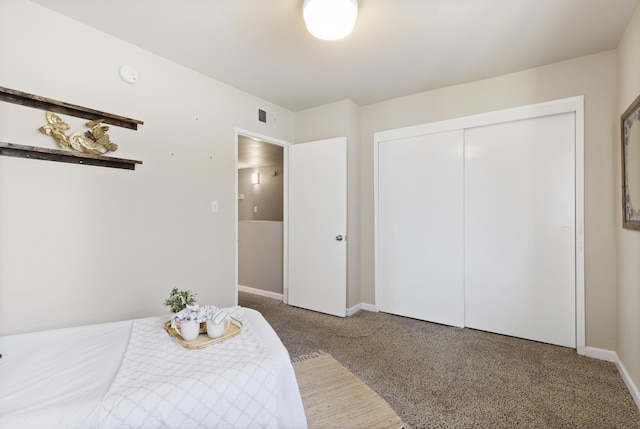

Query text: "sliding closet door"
[464, 113, 576, 347]
[377, 130, 464, 327]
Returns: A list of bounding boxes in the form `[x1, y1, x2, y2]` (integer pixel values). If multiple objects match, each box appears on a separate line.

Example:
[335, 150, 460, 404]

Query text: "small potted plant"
[163, 287, 197, 313]
[170, 304, 201, 341]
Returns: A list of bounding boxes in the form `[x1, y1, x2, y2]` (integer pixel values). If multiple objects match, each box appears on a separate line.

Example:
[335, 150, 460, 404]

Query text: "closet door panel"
[464, 113, 576, 347]
[378, 130, 464, 327]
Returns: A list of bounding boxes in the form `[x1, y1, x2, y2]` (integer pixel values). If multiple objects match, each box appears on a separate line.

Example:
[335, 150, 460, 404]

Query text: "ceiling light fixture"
[303, 0, 358, 41]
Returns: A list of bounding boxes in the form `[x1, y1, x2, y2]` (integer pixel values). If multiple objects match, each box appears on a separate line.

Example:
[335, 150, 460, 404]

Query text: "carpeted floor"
[239, 291, 640, 429]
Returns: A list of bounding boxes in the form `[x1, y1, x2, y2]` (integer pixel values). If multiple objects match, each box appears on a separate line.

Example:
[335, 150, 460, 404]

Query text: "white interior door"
[464, 113, 576, 347]
[377, 130, 465, 326]
[288, 137, 347, 317]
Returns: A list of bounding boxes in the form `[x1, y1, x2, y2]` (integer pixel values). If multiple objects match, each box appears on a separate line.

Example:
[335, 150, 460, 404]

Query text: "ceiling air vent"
[258, 108, 276, 128]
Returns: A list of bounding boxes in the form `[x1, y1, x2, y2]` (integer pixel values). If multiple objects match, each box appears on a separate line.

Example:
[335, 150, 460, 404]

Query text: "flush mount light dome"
[303, 0, 358, 41]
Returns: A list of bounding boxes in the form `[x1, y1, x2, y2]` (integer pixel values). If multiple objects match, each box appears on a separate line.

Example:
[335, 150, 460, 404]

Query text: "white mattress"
[0, 308, 307, 429]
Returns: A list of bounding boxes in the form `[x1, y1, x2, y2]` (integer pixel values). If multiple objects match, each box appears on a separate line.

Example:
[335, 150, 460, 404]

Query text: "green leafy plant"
[163, 287, 197, 313]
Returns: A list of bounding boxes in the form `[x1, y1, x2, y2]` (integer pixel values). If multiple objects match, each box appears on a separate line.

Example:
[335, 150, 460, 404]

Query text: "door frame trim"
[373, 96, 585, 353]
[234, 128, 291, 304]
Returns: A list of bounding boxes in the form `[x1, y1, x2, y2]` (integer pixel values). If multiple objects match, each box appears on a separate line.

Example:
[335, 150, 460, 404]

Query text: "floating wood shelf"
[0, 86, 144, 130]
[0, 142, 142, 170]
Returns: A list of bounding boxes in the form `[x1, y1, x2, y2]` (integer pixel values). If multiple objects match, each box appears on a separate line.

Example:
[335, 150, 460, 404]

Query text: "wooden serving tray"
[164, 317, 243, 349]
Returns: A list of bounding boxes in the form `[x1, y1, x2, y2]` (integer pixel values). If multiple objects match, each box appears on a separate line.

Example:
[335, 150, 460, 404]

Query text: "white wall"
[616, 4, 640, 405]
[0, 0, 294, 335]
[360, 51, 618, 351]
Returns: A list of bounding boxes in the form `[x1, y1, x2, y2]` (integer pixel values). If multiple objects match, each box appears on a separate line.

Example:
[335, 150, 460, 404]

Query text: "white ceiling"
[31, 0, 640, 113]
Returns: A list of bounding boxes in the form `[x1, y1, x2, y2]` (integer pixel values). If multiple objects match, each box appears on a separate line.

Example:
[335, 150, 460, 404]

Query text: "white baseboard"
[346, 304, 361, 316]
[583, 346, 615, 362]
[238, 285, 283, 301]
[360, 303, 379, 313]
[614, 353, 640, 411]
[347, 302, 379, 316]
[582, 347, 639, 411]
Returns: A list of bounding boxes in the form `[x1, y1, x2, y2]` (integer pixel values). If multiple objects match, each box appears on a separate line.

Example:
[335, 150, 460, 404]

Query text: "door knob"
[336, 235, 344, 241]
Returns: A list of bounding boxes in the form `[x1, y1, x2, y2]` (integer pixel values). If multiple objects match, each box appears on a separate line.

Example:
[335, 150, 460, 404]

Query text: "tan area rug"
[292, 351, 409, 429]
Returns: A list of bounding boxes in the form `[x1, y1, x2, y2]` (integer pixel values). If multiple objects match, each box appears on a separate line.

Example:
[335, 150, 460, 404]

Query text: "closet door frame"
[373, 96, 585, 354]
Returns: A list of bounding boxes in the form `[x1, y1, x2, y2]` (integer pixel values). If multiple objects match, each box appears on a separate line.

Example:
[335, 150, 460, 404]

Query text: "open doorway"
[236, 132, 287, 301]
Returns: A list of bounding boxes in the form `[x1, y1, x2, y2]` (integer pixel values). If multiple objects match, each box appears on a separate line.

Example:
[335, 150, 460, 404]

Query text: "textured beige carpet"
[240, 291, 640, 429]
[293, 351, 409, 429]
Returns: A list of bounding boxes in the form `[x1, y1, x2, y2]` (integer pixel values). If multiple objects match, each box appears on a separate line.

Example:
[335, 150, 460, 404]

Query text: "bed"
[0, 306, 307, 429]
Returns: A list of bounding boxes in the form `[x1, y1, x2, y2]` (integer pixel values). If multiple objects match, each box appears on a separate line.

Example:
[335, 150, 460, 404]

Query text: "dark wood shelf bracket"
[0, 142, 142, 170]
[0, 86, 144, 130]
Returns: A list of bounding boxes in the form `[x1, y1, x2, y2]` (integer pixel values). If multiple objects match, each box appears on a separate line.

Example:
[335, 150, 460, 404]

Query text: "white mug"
[206, 311, 231, 338]
[178, 319, 200, 341]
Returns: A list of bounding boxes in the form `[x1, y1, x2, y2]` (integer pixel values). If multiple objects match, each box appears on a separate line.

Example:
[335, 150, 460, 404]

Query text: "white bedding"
[0, 307, 307, 429]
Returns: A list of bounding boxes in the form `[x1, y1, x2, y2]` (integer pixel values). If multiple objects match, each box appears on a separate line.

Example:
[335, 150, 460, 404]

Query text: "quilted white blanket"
[99, 307, 278, 429]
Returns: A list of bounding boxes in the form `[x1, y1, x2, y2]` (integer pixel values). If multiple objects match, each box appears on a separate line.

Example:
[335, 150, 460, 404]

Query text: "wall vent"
[258, 108, 276, 128]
